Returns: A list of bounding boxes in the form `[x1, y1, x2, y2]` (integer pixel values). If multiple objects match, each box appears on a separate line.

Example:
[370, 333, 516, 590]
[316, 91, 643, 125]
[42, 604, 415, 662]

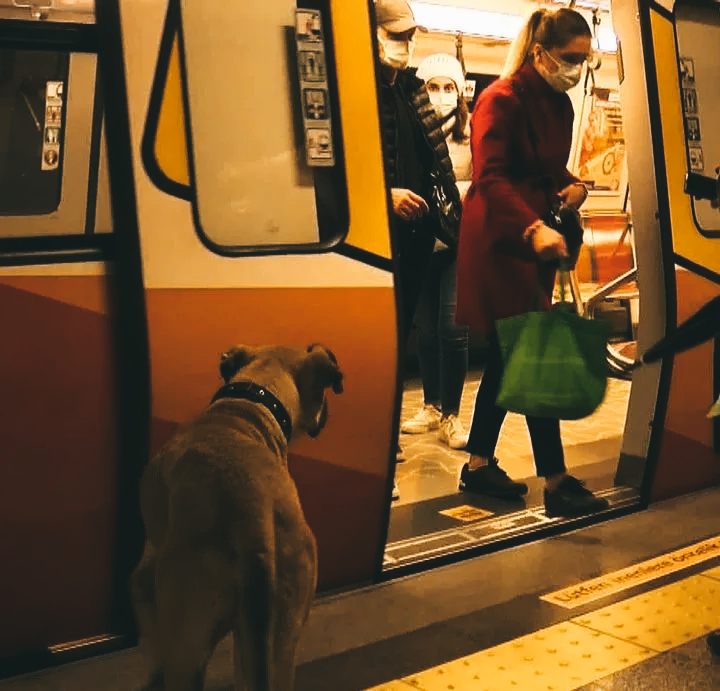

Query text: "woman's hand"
[391, 188, 429, 221]
[527, 221, 568, 261]
[558, 183, 588, 210]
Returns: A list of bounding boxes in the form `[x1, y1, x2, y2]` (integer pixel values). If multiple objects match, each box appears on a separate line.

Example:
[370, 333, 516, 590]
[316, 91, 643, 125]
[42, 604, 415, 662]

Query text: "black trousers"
[414, 249, 469, 415]
[395, 226, 436, 345]
[465, 330, 567, 478]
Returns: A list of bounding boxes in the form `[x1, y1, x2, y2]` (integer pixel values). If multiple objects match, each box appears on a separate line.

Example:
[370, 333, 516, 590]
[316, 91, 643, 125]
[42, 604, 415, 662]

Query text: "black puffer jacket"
[378, 70, 463, 239]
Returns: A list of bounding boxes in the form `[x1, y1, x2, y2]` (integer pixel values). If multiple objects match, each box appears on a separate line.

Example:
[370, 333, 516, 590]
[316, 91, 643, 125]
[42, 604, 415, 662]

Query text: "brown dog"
[131, 344, 343, 691]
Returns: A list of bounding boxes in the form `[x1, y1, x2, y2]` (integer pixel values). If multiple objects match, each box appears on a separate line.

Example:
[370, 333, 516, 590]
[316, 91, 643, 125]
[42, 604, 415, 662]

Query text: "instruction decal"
[42, 81, 63, 171]
[295, 9, 334, 167]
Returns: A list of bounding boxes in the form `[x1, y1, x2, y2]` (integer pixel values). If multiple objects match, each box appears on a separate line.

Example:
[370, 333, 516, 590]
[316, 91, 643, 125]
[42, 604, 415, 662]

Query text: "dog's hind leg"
[155, 549, 235, 691]
[272, 542, 317, 691]
[232, 544, 315, 691]
[232, 554, 276, 691]
[132, 543, 165, 690]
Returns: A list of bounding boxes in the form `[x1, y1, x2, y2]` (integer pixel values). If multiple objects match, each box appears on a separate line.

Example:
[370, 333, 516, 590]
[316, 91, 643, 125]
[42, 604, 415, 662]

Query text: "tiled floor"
[395, 371, 632, 506]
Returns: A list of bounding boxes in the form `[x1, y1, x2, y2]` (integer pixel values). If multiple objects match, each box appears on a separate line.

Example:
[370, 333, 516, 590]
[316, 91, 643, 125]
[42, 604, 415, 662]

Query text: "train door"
[612, 0, 720, 500]
[385, 1, 642, 572]
[0, 1, 149, 676]
[97, 0, 400, 594]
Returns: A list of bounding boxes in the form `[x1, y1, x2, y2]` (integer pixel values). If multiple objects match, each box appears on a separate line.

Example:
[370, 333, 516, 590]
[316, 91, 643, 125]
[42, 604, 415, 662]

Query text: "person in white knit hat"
[416, 53, 472, 188]
[400, 53, 471, 450]
[416, 53, 472, 197]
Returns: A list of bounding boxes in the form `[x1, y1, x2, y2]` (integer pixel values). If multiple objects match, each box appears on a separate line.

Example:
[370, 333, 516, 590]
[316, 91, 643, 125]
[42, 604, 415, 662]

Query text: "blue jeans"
[413, 248, 469, 415]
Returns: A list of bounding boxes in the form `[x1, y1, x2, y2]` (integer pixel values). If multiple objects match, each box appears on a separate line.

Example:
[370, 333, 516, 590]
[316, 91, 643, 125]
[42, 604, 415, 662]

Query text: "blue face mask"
[538, 49, 584, 92]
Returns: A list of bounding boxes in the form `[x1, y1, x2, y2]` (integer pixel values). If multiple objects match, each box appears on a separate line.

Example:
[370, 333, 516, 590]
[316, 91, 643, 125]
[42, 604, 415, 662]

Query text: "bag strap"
[558, 261, 568, 303]
[533, 259, 570, 312]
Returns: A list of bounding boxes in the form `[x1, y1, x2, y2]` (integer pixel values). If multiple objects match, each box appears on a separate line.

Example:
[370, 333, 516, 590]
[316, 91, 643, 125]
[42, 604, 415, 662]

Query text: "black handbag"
[429, 167, 462, 247]
[545, 203, 584, 258]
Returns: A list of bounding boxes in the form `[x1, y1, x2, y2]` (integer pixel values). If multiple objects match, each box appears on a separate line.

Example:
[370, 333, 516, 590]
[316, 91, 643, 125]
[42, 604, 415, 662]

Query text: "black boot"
[544, 476, 609, 518]
[459, 459, 528, 499]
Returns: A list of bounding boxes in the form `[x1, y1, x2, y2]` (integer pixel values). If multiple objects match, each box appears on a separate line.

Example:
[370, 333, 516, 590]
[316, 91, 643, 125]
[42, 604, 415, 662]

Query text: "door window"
[0, 49, 68, 216]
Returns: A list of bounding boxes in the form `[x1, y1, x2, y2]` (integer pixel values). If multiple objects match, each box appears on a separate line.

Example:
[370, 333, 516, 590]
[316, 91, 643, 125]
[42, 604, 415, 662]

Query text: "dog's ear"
[219, 345, 256, 383]
[304, 345, 343, 394]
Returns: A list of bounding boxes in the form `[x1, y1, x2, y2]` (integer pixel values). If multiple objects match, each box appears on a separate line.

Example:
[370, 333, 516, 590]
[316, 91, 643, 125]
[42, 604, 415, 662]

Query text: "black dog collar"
[210, 381, 292, 443]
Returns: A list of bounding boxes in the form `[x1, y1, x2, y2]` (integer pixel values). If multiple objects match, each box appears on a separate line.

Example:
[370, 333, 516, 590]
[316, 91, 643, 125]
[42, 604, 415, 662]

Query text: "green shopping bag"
[495, 268, 610, 420]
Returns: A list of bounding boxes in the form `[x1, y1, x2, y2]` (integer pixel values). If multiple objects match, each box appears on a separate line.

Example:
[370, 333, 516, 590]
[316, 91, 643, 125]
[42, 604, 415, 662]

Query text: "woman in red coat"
[455, 7, 609, 518]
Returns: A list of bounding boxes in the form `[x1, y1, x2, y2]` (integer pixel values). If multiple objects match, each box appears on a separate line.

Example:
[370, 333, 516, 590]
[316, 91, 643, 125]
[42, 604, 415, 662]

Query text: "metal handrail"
[567, 266, 639, 374]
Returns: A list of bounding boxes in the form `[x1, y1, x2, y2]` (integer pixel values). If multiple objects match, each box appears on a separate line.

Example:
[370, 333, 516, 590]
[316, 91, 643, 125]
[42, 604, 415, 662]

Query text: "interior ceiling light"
[548, 0, 612, 10]
[410, 2, 617, 53]
[411, 2, 525, 40]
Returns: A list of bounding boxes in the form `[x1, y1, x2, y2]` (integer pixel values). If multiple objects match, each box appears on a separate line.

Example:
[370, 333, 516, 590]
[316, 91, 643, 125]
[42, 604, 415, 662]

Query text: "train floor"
[3, 486, 720, 690]
[395, 369, 631, 507]
[385, 370, 634, 569]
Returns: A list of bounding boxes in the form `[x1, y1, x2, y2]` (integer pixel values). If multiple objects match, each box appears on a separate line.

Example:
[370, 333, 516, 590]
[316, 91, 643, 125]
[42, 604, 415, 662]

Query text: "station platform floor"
[3, 485, 720, 691]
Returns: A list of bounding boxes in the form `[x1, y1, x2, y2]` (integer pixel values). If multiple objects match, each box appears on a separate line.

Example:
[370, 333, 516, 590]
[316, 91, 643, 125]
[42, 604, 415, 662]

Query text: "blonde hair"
[501, 9, 546, 80]
[500, 8, 592, 79]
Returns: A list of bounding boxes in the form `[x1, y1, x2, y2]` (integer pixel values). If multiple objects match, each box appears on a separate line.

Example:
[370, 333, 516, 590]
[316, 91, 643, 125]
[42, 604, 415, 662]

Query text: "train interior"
[1, 0, 720, 687]
[389, 1, 638, 568]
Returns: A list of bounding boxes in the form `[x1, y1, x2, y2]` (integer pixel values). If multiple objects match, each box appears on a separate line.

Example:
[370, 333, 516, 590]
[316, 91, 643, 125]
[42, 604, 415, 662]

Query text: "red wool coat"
[455, 63, 580, 333]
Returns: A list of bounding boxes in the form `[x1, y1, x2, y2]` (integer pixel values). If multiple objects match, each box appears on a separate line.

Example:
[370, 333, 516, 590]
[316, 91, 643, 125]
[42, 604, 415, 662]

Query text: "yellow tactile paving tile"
[573, 574, 720, 652]
[398, 623, 654, 691]
[362, 565, 720, 691]
[362, 568, 720, 691]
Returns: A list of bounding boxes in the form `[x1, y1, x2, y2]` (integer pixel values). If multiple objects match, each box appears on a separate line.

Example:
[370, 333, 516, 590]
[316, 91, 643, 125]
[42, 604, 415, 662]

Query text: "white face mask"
[428, 90, 458, 118]
[378, 34, 414, 71]
[537, 49, 583, 92]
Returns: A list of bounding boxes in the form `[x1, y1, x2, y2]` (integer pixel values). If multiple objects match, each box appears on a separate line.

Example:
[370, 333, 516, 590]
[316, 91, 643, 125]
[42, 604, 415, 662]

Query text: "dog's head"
[218, 343, 343, 440]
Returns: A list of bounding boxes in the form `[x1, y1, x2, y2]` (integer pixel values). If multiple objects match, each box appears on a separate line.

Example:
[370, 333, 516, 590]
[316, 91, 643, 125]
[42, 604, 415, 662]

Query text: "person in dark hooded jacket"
[373, 0, 463, 500]
[374, 0, 462, 347]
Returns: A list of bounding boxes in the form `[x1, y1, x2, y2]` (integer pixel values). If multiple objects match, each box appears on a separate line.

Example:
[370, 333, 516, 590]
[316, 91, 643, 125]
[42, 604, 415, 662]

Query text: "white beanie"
[416, 53, 465, 92]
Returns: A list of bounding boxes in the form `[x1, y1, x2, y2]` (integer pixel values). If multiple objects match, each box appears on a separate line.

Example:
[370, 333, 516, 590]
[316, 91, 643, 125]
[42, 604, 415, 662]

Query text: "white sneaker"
[438, 414, 469, 449]
[401, 404, 442, 434]
[392, 480, 400, 501]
